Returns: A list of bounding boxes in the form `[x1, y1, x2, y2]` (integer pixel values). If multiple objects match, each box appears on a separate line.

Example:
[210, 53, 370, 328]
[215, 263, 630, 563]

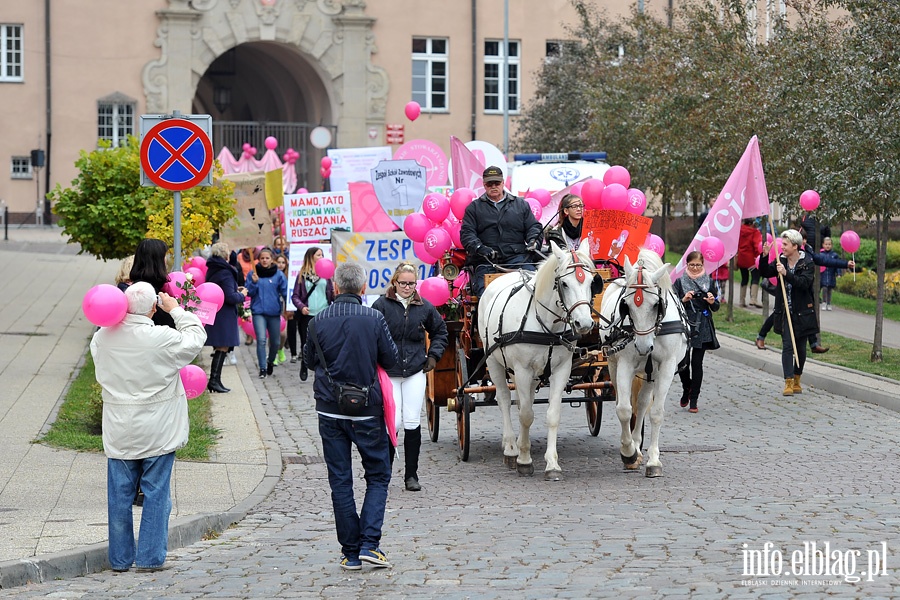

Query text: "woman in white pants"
[372, 263, 448, 491]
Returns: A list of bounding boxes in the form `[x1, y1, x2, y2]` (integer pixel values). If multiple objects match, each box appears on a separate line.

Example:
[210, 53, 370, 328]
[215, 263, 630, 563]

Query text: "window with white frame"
[412, 37, 448, 111]
[484, 40, 519, 113]
[0, 24, 23, 82]
[97, 93, 136, 146]
[11, 156, 32, 179]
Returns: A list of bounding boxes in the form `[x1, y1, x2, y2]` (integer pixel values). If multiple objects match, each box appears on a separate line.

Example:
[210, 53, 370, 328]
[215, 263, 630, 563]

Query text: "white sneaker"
[228, 352, 237, 365]
[826, 305, 833, 311]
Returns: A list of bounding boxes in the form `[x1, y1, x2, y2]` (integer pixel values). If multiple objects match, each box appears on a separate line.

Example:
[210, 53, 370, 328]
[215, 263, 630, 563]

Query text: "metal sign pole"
[173, 189, 182, 271]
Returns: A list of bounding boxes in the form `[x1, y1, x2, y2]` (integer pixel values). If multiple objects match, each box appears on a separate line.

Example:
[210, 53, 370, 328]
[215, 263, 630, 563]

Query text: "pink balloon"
[413, 241, 439, 264]
[186, 267, 205, 285]
[422, 192, 451, 223]
[600, 183, 629, 212]
[242, 143, 251, 152]
[165, 272, 188, 299]
[450, 188, 477, 219]
[799, 189, 821, 212]
[644, 233, 665, 257]
[405, 101, 421, 121]
[581, 179, 606, 210]
[419, 276, 451, 306]
[446, 220, 463, 248]
[404, 212, 432, 242]
[321, 156, 333, 169]
[320, 167, 331, 179]
[264, 136, 278, 150]
[280, 315, 287, 332]
[424, 227, 452, 256]
[700, 236, 725, 263]
[180, 365, 207, 400]
[315, 258, 336, 279]
[527, 189, 552, 208]
[840, 230, 860, 254]
[451, 271, 469, 299]
[569, 182, 584, 197]
[768, 276, 778, 286]
[297, 187, 309, 194]
[625, 188, 647, 215]
[195, 281, 225, 311]
[240, 318, 256, 339]
[525, 197, 543, 220]
[603, 165, 631, 188]
[82, 284, 128, 327]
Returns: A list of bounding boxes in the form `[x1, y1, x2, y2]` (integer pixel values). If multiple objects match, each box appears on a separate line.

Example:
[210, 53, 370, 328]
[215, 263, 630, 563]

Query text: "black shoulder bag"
[308, 320, 372, 416]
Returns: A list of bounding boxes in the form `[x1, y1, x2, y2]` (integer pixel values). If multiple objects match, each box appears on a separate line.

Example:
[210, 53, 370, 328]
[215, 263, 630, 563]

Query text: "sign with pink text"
[393, 139, 449, 188]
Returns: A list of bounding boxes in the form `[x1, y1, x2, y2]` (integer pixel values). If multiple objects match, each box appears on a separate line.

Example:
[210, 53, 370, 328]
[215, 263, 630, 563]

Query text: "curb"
[0, 355, 283, 590]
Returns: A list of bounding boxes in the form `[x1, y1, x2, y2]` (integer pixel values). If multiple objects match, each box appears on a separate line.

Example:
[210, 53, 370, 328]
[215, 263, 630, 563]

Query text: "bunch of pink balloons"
[242, 143, 258, 158]
[180, 365, 208, 400]
[576, 166, 648, 216]
[282, 148, 300, 164]
[82, 284, 128, 327]
[320, 156, 332, 180]
[404, 191, 467, 263]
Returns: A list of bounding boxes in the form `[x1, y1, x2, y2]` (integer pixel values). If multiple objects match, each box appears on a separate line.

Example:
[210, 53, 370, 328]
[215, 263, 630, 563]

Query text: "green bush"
[836, 268, 900, 305]
[836, 237, 900, 270]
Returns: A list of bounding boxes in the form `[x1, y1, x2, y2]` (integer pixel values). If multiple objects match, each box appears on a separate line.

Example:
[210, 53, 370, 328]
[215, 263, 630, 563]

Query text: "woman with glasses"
[372, 263, 448, 492]
[545, 193, 585, 251]
[673, 251, 720, 412]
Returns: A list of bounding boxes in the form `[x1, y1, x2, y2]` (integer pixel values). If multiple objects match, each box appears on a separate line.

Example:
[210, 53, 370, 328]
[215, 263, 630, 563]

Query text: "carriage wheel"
[584, 388, 603, 437]
[426, 395, 439, 442]
[457, 393, 471, 461]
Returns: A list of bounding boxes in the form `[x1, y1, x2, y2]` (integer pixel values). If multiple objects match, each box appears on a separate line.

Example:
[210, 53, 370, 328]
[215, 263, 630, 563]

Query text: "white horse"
[477, 242, 596, 480]
[599, 249, 689, 477]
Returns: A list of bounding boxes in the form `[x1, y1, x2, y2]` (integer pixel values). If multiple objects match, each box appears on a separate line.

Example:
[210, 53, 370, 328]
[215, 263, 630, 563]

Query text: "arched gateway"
[141, 0, 389, 186]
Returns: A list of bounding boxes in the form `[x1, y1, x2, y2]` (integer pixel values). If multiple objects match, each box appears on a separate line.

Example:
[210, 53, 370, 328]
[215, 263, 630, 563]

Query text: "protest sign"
[371, 159, 427, 229]
[284, 191, 352, 243]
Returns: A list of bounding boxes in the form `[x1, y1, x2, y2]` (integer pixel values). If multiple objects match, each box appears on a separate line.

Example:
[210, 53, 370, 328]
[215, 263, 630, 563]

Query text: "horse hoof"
[517, 463, 534, 477]
[503, 455, 518, 469]
[645, 465, 663, 478]
[544, 469, 562, 481]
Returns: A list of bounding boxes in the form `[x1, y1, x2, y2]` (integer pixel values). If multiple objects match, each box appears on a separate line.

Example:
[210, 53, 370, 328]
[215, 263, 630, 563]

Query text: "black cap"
[482, 166, 504, 183]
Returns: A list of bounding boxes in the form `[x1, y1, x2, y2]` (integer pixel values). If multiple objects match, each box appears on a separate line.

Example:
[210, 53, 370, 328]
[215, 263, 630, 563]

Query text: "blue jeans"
[252, 313, 281, 370]
[107, 452, 175, 570]
[318, 415, 392, 558]
[472, 254, 535, 296]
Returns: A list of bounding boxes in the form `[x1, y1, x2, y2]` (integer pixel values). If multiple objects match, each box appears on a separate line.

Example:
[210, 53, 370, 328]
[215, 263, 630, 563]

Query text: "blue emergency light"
[513, 152, 608, 163]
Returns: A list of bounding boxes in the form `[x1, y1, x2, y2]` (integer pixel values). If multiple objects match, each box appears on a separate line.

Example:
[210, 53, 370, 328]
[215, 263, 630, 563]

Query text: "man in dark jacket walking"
[461, 165, 543, 296]
[304, 261, 399, 571]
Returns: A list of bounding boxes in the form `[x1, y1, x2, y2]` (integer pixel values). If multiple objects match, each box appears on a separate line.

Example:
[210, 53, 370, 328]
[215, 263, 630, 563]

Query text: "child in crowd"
[819, 237, 843, 311]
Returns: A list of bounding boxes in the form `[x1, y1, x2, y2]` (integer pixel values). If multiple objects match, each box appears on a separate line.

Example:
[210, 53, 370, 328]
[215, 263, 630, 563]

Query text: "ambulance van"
[508, 152, 610, 197]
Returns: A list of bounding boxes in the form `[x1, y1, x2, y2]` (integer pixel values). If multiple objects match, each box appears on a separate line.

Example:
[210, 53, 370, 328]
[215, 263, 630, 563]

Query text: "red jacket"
[737, 224, 762, 269]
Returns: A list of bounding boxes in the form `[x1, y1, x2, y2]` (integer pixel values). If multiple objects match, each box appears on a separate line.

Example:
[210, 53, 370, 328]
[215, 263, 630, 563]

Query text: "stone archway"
[141, 0, 389, 148]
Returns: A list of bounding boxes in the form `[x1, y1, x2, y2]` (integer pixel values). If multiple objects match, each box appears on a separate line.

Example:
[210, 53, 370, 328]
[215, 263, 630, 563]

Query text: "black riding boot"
[404, 426, 422, 491]
[207, 351, 230, 393]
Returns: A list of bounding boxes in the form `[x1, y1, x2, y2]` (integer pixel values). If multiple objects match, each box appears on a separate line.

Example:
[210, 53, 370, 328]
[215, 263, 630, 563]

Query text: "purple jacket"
[291, 273, 334, 312]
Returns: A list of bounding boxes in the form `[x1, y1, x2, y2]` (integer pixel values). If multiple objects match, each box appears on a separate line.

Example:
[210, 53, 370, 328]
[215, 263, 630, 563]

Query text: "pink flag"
[671, 136, 771, 281]
[348, 182, 399, 233]
[450, 136, 486, 195]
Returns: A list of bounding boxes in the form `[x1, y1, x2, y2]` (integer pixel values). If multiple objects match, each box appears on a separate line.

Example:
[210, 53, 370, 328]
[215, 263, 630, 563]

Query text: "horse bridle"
[537, 249, 594, 328]
[620, 261, 666, 336]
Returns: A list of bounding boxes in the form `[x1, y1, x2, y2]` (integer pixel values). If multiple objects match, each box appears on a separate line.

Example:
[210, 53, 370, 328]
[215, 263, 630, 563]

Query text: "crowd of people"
[96, 165, 857, 572]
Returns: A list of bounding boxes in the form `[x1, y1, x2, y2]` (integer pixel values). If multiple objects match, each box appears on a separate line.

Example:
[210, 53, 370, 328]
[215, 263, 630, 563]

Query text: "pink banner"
[348, 182, 399, 233]
[671, 136, 771, 281]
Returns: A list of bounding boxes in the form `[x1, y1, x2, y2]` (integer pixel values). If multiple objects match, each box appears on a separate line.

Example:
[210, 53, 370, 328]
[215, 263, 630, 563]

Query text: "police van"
[508, 152, 610, 197]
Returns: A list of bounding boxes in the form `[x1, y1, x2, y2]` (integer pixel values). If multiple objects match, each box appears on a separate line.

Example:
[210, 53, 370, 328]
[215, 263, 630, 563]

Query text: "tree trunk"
[871, 213, 886, 362]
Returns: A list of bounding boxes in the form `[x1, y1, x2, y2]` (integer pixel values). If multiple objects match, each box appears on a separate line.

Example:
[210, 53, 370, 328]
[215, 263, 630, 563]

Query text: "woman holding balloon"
[203, 242, 247, 393]
[291, 247, 334, 381]
[247, 247, 288, 379]
[758, 229, 818, 396]
[372, 262, 448, 492]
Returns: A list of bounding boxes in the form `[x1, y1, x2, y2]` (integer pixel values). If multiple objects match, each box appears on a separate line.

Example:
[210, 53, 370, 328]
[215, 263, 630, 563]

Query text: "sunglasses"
[484, 181, 503, 187]
[396, 281, 417, 287]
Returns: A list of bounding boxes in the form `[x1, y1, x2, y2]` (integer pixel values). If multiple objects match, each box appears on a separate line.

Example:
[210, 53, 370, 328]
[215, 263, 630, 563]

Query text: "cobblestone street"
[5, 350, 898, 599]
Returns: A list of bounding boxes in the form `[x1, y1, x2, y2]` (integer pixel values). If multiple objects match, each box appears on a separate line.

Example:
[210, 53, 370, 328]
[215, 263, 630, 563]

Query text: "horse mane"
[532, 252, 559, 299]
[633, 248, 673, 292]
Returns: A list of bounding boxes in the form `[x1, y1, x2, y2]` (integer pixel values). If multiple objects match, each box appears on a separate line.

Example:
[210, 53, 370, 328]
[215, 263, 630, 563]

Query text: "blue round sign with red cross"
[140, 118, 213, 191]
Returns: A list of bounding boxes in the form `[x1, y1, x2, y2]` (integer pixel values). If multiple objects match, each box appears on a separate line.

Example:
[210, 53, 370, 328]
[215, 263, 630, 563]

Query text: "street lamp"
[213, 86, 232, 114]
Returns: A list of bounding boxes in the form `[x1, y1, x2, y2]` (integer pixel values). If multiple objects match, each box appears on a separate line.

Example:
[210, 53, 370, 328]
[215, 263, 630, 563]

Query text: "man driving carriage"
[460, 165, 544, 296]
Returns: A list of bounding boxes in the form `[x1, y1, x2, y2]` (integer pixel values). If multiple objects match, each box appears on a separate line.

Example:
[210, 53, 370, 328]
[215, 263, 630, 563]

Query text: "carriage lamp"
[441, 258, 459, 282]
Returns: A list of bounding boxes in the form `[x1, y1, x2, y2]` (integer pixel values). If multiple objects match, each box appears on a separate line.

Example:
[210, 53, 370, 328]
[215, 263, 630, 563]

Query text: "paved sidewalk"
[0, 228, 280, 588]
[0, 227, 898, 591]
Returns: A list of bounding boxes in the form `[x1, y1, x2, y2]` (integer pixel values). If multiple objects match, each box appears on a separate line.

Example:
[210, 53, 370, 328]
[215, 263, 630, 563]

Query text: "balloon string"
[853, 252, 856, 282]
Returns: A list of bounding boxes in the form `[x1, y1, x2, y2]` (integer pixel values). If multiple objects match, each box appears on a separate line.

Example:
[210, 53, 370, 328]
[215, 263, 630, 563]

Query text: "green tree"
[50, 137, 236, 261]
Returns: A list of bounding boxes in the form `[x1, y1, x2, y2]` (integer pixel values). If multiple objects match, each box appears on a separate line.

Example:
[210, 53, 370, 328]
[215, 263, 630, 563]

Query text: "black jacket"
[372, 289, 449, 378]
[673, 278, 721, 350]
[304, 294, 399, 417]
[758, 251, 819, 338]
[460, 191, 542, 264]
